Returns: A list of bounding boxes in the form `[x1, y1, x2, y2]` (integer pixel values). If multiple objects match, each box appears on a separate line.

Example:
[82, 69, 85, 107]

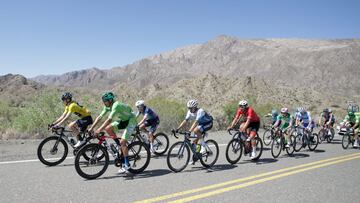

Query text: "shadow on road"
[262, 147, 271, 151]
[91, 169, 172, 181]
[183, 164, 237, 173]
[254, 158, 278, 165]
[313, 149, 326, 153]
[292, 153, 310, 159]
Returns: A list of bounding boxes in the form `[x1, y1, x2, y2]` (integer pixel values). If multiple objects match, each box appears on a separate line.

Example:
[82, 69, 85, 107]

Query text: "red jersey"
[235, 107, 260, 122]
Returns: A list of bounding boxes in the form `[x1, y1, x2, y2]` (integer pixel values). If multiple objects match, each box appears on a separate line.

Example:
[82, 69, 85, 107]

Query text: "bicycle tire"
[294, 134, 303, 152]
[262, 129, 273, 146]
[199, 139, 219, 168]
[271, 137, 282, 158]
[285, 135, 295, 155]
[37, 136, 68, 166]
[308, 133, 319, 151]
[327, 128, 335, 143]
[74, 143, 109, 179]
[252, 137, 263, 161]
[342, 134, 351, 149]
[318, 129, 325, 144]
[225, 139, 243, 164]
[127, 141, 151, 174]
[167, 141, 190, 172]
[153, 132, 170, 155]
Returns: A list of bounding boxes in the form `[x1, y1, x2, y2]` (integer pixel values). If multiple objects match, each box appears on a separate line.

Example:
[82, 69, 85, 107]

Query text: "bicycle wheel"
[225, 139, 242, 164]
[262, 129, 273, 146]
[308, 133, 319, 151]
[285, 135, 295, 155]
[74, 143, 109, 180]
[318, 129, 325, 144]
[127, 141, 151, 174]
[129, 134, 143, 154]
[342, 135, 351, 149]
[37, 136, 68, 166]
[167, 141, 190, 172]
[327, 128, 335, 143]
[271, 137, 282, 158]
[152, 132, 169, 155]
[294, 134, 304, 152]
[252, 137, 263, 161]
[199, 139, 219, 168]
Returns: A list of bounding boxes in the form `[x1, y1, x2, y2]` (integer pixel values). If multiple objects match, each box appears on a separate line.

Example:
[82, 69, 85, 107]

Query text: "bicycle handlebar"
[171, 129, 191, 139]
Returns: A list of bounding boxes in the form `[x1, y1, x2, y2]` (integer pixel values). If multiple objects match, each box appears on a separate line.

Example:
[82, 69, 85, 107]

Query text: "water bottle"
[69, 138, 76, 146]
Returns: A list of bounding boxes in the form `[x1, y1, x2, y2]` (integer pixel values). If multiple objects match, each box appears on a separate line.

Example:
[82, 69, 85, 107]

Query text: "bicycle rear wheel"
[342, 135, 351, 149]
[271, 137, 282, 158]
[225, 139, 242, 164]
[74, 143, 109, 180]
[318, 129, 326, 144]
[37, 136, 68, 166]
[262, 129, 273, 146]
[167, 141, 190, 172]
[153, 132, 169, 155]
[200, 139, 219, 168]
[308, 133, 319, 151]
[127, 141, 151, 174]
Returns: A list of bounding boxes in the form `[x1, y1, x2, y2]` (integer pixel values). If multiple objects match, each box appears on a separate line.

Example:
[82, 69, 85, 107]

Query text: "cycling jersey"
[235, 107, 260, 122]
[136, 106, 159, 121]
[100, 101, 135, 121]
[185, 108, 213, 125]
[343, 115, 360, 125]
[64, 102, 91, 118]
[321, 112, 335, 122]
[296, 111, 312, 125]
[276, 113, 293, 130]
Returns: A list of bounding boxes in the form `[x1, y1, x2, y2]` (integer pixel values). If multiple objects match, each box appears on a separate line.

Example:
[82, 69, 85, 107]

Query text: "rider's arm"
[52, 111, 67, 125]
[138, 114, 148, 126]
[189, 120, 199, 132]
[242, 118, 251, 130]
[272, 119, 280, 128]
[177, 119, 187, 131]
[88, 115, 102, 131]
[55, 112, 72, 126]
[96, 118, 112, 132]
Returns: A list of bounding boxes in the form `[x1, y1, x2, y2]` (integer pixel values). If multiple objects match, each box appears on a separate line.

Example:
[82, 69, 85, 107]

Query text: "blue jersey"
[137, 106, 159, 121]
[296, 111, 312, 124]
[185, 108, 213, 125]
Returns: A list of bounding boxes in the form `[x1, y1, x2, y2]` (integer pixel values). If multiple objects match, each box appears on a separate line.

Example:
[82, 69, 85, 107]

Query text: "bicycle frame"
[172, 130, 210, 160]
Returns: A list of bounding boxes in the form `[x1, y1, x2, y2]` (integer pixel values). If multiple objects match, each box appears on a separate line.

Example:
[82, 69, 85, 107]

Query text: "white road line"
[0, 143, 229, 165]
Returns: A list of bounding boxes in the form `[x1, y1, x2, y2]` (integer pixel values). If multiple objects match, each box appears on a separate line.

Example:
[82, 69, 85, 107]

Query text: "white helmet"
[238, 100, 248, 107]
[135, 100, 145, 107]
[298, 107, 305, 113]
[187, 99, 198, 108]
[328, 108, 332, 113]
[280, 107, 288, 113]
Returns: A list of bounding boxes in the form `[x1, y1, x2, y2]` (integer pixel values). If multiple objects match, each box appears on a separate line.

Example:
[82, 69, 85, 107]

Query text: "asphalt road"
[1, 130, 360, 203]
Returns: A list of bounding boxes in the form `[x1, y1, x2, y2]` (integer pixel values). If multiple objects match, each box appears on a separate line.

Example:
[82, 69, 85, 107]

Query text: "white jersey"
[185, 108, 213, 124]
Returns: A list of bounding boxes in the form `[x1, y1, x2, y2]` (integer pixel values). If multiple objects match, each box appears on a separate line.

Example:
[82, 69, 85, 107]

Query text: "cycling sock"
[124, 157, 129, 166]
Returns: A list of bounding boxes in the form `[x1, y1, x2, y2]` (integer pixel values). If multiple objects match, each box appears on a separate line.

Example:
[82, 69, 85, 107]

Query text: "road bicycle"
[166, 130, 219, 172]
[318, 124, 335, 143]
[262, 127, 276, 146]
[340, 127, 360, 149]
[74, 131, 151, 179]
[270, 128, 295, 158]
[294, 126, 319, 152]
[225, 129, 263, 164]
[129, 126, 169, 155]
[37, 125, 91, 166]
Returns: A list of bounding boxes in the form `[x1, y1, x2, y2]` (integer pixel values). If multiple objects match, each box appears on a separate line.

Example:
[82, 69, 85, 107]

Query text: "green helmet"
[348, 111, 355, 117]
[102, 92, 115, 102]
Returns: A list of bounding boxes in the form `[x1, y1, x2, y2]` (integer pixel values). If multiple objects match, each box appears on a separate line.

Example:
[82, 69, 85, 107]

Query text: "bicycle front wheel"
[285, 135, 295, 156]
[271, 137, 282, 158]
[327, 128, 335, 143]
[153, 132, 170, 155]
[318, 129, 325, 144]
[37, 136, 68, 166]
[308, 133, 319, 151]
[342, 135, 351, 149]
[167, 141, 190, 172]
[127, 141, 151, 174]
[262, 129, 273, 146]
[74, 143, 109, 180]
[294, 134, 304, 152]
[200, 139, 219, 168]
[225, 139, 243, 164]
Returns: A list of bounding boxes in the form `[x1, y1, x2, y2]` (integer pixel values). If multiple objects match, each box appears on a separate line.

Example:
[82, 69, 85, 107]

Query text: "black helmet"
[323, 108, 329, 113]
[61, 92, 72, 101]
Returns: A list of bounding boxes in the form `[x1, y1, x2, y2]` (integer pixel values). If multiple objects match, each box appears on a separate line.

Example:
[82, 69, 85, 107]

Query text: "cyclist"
[176, 99, 213, 163]
[228, 100, 261, 159]
[272, 108, 293, 148]
[318, 108, 335, 128]
[296, 107, 314, 132]
[88, 92, 137, 173]
[341, 111, 360, 147]
[265, 109, 279, 125]
[135, 100, 160, 153]
[52, 92, 93, 148]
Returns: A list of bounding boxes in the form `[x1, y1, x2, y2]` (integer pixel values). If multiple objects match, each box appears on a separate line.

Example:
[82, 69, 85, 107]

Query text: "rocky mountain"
[32, 36, 360, 98]
[0, 74, 45, 106]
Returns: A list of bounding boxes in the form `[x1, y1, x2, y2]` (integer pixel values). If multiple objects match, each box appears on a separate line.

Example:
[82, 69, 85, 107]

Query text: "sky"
[0, 0, 359, 78]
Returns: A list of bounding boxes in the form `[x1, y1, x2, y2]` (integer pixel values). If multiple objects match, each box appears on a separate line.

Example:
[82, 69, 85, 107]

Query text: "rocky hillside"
[33, 36, 360, 98]
[0, 74, 44, 106]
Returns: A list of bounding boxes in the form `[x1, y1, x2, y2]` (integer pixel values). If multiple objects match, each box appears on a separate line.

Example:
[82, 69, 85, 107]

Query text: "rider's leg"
[68, 121, 80, 140]
[354, 127, 359, 147]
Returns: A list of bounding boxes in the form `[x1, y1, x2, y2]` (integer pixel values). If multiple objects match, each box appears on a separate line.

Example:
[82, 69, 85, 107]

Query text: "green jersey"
[276, 113, 293, 130]
[343, 115, 360, 125]
[100, 101, 135, 121]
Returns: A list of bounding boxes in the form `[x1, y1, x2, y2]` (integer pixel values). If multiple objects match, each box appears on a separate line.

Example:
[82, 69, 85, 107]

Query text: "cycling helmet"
[135, 100, 145, 107]
[61, 92, 72, 101]
[280, 108, 288, 113]
[348, 111, 355, 117]
[298, 107, 305, 113]
[102, 92, 115, 102]
[187, 99, 198, 108]
[239, 100, 248, 107]
[323, 108, 329, 113]
[328, 109, 332, 113]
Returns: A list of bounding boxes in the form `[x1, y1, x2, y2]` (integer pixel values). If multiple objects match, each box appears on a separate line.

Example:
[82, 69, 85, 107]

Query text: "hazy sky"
[1, 0, 359, 77]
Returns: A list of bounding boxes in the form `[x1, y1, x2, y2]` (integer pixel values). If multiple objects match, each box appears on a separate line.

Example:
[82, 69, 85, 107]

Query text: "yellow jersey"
[64, 102, 91, 118]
